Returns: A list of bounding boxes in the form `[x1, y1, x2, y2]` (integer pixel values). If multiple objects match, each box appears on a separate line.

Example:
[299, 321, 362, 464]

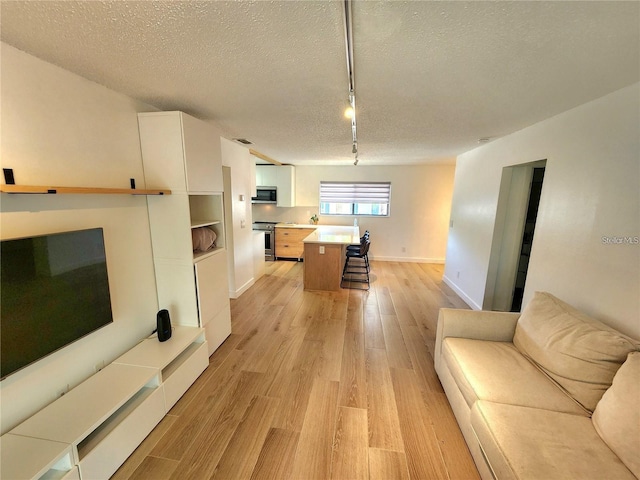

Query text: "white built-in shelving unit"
[137, 111, 231, 355]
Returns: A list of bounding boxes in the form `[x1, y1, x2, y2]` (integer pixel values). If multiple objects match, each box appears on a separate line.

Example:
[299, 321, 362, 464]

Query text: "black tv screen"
[1, 228, 113, 379]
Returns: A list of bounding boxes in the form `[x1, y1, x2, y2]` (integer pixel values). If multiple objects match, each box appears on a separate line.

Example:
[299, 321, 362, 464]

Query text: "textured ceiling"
[1, 1, 638, 166]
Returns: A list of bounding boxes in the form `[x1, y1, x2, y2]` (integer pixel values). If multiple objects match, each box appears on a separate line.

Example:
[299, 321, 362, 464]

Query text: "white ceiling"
[1, 1, 638, 166]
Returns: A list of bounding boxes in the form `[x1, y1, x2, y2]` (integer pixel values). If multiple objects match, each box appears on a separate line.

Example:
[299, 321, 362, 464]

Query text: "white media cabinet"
[0, 326, 208, 480]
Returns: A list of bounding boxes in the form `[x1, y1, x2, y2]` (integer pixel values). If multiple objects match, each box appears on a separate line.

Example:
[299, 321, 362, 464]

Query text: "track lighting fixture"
[345, 90, 355, 119]
[344, 105, 355, 119]
[343, 0, 359, 165]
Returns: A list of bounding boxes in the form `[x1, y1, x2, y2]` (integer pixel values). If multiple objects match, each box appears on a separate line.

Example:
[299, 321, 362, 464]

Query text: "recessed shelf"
[0, 434, 73, 480]
[76, 386, 157, 460]
[193, 246, 225, 262]
[0, 184, 171, 195]
[191, 219, 221, 229]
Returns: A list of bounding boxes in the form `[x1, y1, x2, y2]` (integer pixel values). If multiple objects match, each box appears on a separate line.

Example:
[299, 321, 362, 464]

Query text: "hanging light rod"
[342, 0, 358, 164]
[343, 0, 355, 94]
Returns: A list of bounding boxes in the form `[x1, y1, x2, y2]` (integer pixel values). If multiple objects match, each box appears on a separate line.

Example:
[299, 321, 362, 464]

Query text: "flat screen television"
[1, 228, 113, 380]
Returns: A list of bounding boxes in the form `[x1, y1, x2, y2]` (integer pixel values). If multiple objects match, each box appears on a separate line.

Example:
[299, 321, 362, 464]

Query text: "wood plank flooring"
[113, 261, 478, 480]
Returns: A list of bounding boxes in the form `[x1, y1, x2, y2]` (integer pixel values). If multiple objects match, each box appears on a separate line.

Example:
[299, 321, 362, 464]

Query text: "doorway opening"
[484, 160, 546, 312]
[511, 166, 545, 311]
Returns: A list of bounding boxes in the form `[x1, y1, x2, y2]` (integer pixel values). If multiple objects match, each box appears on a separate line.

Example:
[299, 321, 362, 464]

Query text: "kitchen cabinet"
[255, 165, 295, 207]
[276, 165, 295, 207]
[256, 165, 277, 188]
[275, 226, 315, 260]
[138, 111, 231, 355]
[302, 226, 360, 291]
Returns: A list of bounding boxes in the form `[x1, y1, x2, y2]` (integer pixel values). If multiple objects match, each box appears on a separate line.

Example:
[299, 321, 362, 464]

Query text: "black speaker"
[156, 309, 172, 342]
[3, 168, 15, 185]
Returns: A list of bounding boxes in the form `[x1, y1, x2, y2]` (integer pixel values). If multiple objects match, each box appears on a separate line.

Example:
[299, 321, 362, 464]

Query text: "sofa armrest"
[434, 308, 521, 372]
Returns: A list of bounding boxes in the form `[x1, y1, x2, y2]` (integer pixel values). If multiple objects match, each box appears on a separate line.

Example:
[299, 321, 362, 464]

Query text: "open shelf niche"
[189, 193, 225, 261]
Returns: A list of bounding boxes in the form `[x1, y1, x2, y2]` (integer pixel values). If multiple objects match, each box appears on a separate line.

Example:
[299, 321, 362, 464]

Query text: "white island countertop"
[275, 223, 318, 229]
[302, 225, 360, 245]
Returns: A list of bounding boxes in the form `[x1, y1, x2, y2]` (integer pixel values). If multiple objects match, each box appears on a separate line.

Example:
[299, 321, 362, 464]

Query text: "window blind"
[320, 181, 391, 204]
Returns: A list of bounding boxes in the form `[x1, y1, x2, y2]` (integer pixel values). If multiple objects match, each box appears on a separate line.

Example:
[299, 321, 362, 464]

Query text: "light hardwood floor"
[113, 260, 478, 480]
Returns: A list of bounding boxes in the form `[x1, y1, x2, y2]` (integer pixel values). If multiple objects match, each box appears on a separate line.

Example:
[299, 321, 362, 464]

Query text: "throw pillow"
[513, 291, 640, 413]
[592, 352, 640, 477]
[192, 227, 217, 252]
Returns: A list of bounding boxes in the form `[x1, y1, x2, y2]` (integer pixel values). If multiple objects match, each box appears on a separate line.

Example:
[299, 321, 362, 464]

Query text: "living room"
[1, 2, 638, 479]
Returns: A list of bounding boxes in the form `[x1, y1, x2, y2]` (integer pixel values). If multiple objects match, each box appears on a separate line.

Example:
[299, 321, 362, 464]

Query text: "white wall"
[252, 164, 456, 263]
[0, 43, 160, 433]
[444, 83, 640, 338]
[221, 138, 255, 297]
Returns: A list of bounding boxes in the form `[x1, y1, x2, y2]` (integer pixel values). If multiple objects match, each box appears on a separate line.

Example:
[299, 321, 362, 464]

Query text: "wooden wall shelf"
[0, 184, 171, 195]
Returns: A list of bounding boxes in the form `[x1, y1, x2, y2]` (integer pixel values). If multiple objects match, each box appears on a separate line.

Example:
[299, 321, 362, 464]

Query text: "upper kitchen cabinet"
[277, 165, 295, 207]
[138, 111, 223, 193]
[255, 164, 277, 187]
[255, 164, 295, 207]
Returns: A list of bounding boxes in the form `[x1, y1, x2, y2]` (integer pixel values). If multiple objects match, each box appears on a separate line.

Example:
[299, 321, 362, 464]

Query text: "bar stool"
[346, 231, 369, 272]
[341, 238, 371, 290]
[347, 230, 369, 251]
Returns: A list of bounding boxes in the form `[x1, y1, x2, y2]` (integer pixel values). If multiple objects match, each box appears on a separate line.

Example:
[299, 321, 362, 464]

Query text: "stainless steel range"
[252, 221, 278, 261]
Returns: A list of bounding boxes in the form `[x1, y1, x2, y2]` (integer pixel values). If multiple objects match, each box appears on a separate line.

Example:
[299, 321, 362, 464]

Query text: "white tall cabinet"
[255, 164, 296, 207]
[137, 111, 231, 355]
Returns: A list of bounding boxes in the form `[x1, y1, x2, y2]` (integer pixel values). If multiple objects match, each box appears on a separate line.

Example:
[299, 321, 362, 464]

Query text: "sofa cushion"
[471, 400, 637, 480]
[592, 352, 640, 477]
[442, 337, 586, 415]
[513, 291, 640, 412]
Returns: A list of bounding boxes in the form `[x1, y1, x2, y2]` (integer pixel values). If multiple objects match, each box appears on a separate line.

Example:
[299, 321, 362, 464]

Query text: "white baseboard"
[229, 278, 255, 299]
[371, 256, 445, 264]
[442, 275, 482, 310]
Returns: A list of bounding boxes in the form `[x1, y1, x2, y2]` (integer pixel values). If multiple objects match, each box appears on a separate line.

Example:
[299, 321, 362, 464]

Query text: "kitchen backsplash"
[252, 204, 354, 226]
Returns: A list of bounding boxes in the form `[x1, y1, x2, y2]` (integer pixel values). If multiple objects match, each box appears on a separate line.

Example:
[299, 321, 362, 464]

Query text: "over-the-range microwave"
[251, 186, 277, 204]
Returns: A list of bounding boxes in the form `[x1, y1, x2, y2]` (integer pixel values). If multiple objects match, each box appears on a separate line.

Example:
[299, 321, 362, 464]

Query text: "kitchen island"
[302, 225, 360, 291]
[274, 223, 318, 260]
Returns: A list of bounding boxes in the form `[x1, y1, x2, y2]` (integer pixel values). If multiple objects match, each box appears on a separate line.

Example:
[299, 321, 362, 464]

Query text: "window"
[319, 181, 390, 216]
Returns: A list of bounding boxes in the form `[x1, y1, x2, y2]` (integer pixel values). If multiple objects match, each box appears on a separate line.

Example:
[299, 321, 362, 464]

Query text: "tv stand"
[0, 326, 208, 480]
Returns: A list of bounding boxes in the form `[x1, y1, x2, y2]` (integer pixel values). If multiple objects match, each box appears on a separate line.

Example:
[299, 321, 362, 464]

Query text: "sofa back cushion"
[513, 292, 639, 413]
[592, 352, 640, 477]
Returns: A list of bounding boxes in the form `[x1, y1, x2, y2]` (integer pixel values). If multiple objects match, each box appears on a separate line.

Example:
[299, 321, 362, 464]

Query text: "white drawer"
[77, 386, 164, 480]
[163, 341, 209, 411]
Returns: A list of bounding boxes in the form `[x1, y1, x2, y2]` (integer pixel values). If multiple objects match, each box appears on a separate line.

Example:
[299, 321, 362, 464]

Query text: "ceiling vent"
[234, 138, 253, 145]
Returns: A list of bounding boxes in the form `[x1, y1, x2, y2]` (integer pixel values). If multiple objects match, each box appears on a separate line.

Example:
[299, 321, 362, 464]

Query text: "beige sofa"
[434, 291, 639, 480]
